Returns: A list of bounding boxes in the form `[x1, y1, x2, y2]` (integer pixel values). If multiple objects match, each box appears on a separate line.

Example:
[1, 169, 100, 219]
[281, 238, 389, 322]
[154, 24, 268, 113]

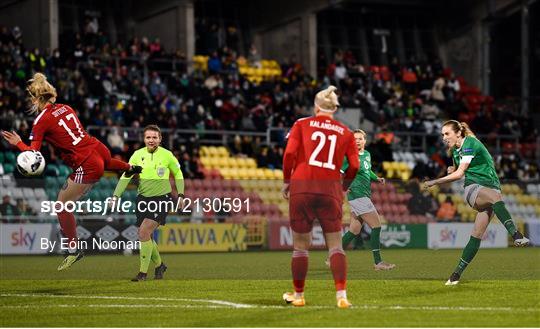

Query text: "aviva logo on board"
[156, 223, 247, 252]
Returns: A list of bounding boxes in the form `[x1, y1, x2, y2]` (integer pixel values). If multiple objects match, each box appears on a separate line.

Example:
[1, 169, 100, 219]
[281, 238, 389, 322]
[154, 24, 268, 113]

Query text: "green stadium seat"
[46, 188, 57, 200]
[55, 176, 65, 187]
[107, 177, 119, 189]
[58, 165, 71, 178]
[96, 178, 108, 189]
[0, 152, 5, 163]
[3, 163, 14, 174]
[46, 164, 60, 176]
[99, 188, 111, 201]
[4, 152, 16, 163]
[88, 189, 101, 201]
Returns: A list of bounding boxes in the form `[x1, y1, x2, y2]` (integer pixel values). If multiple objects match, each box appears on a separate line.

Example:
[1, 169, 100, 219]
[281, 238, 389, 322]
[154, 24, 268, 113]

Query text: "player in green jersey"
[424, 120, 529, 285]
[327, 129, 395, 270]
[112, 125, 185, 281]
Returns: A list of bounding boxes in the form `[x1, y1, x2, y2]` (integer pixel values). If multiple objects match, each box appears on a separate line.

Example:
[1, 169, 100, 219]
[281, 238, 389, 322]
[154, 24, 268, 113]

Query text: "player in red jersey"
[281, 86, 359, 308]
[1, 73, 141, 271]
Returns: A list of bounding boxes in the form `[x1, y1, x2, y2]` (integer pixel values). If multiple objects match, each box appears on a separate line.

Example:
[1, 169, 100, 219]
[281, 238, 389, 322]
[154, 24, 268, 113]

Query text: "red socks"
[57, 210, 77, 247]
[106, 158, 130, 171]
[329, 247, 347, 291]
[291, 249, 309, 293]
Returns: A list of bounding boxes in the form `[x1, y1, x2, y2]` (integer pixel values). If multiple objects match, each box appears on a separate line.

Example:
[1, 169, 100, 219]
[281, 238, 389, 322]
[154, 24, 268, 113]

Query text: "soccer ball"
[16, 150, 46, 176]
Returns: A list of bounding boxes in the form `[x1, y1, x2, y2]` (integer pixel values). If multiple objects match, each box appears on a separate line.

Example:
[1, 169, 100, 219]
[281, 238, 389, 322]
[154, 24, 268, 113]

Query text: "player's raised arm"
[113, 153, 139, 198]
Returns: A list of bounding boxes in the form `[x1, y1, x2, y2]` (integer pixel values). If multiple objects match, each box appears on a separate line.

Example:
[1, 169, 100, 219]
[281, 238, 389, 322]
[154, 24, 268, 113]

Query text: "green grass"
[1, 248, 539, 327]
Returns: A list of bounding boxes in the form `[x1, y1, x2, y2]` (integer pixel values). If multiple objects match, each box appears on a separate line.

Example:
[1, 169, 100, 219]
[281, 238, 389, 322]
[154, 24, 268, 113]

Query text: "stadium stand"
[0, 23, 538, 225]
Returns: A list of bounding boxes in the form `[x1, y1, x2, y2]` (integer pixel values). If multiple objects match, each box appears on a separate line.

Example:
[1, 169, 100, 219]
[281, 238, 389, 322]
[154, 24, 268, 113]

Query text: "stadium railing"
[87, 126, 269, 149]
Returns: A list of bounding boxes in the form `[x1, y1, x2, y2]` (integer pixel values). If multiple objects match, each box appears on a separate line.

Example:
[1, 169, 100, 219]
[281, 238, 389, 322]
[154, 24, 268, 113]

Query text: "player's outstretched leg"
[492, 201, 529, 246]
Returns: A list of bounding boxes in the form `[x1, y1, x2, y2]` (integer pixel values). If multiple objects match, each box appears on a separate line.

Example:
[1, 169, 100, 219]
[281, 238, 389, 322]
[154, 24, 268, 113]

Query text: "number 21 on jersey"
[309, 131, 337, 170]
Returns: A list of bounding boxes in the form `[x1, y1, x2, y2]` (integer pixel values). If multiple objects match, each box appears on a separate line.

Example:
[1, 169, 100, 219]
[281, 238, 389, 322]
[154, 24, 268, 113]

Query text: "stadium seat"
[46, 164, 60, 176]
[3, 163, 14, 174]
[22, 188, 35, 199]
[58, 165, 71, 177]
[4, 152, 16, 164]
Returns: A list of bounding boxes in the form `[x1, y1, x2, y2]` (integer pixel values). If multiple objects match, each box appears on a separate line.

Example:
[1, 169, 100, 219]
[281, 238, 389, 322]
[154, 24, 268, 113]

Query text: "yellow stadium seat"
[401, 170, 411, 181]
[206, 146, 216, 157]
[245, 158, 257, 168]
[273, 170, 283, 180]
[220, 168, 231, 179]
[437, 194, 447, 204]
[451, 194, 461, 204]
[234, 158, 247, 169]
[217, 146, 229, 157]
[200, 146, 210, 157]
[226, 157, 238, 168]
[397, 162, 409, 171]
[240, 180, 254, 191]
[215, 157, 227, 168]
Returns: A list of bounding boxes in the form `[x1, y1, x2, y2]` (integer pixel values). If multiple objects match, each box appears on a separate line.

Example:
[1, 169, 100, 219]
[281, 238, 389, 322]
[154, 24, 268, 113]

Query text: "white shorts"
[464, 184, 501, 208]
[349, 197, 377, 216]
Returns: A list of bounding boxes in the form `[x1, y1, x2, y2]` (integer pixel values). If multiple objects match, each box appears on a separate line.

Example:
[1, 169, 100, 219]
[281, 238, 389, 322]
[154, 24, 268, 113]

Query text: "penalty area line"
[0, 293, 537, 312]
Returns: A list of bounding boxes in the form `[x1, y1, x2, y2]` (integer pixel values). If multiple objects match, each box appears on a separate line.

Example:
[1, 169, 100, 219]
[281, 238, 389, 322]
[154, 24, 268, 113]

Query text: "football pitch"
[1, 248, 539, 327]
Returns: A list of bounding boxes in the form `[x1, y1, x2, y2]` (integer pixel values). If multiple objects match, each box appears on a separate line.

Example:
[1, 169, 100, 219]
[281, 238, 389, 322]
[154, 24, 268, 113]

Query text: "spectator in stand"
[248, 44, 261, 67]
[436, 196, 457, 222]
[402, 68, 418, 95]
[208, 51, 222, 74]
[446, 73, 460, 102]
[431, 76, 445, 109]
[0, 194, 20, 217]
[107, 126, 125, 155]
[16, 199, 36, 216]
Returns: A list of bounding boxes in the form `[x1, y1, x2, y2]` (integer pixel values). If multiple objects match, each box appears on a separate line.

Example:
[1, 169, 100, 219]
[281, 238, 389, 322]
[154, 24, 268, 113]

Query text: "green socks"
[454, 236, 481, 275]
[342, 231, 357, 249]
[492, 201, 517, 236]
[370, 227, 382, 265]
[343, 227, 383, 265]
[139, 240, 153, 273]
[151, 240, 162, 265]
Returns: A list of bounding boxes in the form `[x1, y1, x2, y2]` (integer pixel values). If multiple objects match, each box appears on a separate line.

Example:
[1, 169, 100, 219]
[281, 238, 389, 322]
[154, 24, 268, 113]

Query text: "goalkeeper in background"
[112, 125, 184, 281]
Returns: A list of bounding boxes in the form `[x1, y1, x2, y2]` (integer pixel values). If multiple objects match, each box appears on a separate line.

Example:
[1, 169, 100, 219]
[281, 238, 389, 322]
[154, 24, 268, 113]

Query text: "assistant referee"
[112, 125, 184, 281]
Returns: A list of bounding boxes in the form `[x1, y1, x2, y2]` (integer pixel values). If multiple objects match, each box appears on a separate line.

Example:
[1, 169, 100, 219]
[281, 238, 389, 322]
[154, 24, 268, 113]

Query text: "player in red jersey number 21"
[1, 73, 142, 271]
[282, 86, 360, 308]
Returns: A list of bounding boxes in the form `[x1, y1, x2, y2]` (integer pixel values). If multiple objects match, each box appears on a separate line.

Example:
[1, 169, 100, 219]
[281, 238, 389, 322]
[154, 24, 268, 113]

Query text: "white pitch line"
[0, 293, 252, 309]
[0, 293, 538, 312]
[0, 304, 228, 309]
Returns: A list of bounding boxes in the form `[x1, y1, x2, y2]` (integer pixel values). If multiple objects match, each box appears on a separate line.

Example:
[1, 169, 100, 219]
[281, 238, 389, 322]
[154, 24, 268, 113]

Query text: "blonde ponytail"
[27, 73, 57, 114]
[314, 85, 339, 112]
